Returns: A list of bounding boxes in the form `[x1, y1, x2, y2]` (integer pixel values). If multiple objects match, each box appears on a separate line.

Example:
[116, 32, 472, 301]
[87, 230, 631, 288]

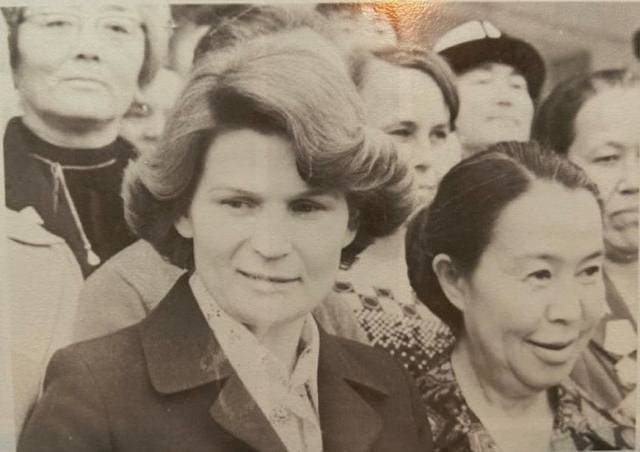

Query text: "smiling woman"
[17, 27, 433, 452]
[405, 141, 634, 452]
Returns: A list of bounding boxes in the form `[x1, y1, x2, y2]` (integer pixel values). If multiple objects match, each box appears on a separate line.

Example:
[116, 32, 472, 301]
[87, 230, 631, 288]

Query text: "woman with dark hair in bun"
[406, 141, 633, 451]
[20, 28, 432, 452]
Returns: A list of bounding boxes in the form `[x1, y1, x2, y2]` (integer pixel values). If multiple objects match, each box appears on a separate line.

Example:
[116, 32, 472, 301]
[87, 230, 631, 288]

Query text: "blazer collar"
[141, 274, 390, 451]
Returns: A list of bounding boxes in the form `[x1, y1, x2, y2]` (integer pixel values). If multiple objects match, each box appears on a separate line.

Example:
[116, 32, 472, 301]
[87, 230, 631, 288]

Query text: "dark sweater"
[4, 117, 136, 276]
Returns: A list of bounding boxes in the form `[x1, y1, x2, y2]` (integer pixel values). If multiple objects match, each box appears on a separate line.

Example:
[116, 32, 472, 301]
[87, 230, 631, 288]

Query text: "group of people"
[3, 3, 638, 452]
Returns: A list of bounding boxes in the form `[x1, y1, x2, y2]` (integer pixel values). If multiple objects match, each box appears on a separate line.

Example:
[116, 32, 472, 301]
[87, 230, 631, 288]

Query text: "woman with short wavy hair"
[19, 28, 432, 452]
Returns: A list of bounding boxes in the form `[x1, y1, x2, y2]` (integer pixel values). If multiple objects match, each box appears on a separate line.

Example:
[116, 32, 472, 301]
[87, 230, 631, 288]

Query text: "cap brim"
[439, 36, 546, 100]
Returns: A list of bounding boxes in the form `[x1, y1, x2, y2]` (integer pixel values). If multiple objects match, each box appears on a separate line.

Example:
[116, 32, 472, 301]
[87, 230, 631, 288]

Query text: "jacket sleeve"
[18, 348, 112, 452]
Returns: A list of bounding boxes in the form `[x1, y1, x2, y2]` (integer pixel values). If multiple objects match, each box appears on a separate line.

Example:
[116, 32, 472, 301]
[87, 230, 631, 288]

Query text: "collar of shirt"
[189, 272, 322, 452]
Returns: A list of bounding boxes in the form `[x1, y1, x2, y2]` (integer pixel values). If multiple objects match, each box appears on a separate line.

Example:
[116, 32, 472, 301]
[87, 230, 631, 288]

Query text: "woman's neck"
[452, 339, 554, 452]
[452, 339, 546, 414]
[22, 110, 119, 149]
[250, 317, 307, 377]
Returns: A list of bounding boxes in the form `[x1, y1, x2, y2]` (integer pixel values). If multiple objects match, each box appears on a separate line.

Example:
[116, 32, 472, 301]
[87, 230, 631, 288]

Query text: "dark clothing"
[19, 274, 433, 452]
[4, 117, 136, 276]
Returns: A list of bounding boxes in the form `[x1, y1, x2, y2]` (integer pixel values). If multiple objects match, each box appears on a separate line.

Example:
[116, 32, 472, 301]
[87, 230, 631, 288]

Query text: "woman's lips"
[527, 338, 578, 364]
[236, 269, 300, 284]
[527, 339, 574, 350]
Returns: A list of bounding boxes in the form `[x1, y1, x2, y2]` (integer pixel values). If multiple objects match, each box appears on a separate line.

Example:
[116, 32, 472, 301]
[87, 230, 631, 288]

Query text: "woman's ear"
[432, 253, 468, 313]
[174, 214, 194, 239]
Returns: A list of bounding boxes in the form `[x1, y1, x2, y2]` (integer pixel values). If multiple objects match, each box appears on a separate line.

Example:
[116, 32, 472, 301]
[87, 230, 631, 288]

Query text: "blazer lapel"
[140, 274, 287, 452]
[210, 374, 287, 452]
[317, 331, 388, 452]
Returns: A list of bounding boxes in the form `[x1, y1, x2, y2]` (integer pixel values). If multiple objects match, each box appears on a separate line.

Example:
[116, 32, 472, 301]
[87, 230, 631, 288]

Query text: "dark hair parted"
[349, 45, 459, 130]
[406, 141, 600, 335]
[533, 68, 640, 156]
[124, 28, 413, 270]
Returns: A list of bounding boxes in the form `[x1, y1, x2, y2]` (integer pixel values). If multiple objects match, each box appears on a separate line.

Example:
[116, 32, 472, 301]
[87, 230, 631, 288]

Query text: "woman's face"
[175, 128, 356, 333]
[120, 68, 184, 155]
[568, 87, 640, 258]
[360, 58, 461, 208]
[456, 63, 534, 156]
[459, 182, 605, 396]
[15, 3, 145, 124]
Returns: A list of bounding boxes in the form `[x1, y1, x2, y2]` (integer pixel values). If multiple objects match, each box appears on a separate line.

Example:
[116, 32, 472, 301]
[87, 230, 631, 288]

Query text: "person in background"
[72, 5, 368, 344]
[406, 141, 634, 451]
[19, 27, 432, 452]
[119, 67, 184, 156]
[315, 2, 397, 54]
[533, 68, 639, 423]
[2, 3, 168, 276]
[334, 46, 461, 375]
[434, 20, 545, 157]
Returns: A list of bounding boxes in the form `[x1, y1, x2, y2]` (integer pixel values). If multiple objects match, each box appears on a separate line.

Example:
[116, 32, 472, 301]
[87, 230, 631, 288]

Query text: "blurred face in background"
[323, 6, 396, 54]
[168, 21, 209, 77]
[120, 68, 184, 155]
[15, 3, 145, 126]
[456, 62, 534, 156]
[360, 58, 461, 208]
[568, 87, 640, 259]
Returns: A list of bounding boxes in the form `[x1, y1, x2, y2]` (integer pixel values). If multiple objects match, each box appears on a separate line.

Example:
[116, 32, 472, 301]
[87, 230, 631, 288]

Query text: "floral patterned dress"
[417, 352, 635, 452]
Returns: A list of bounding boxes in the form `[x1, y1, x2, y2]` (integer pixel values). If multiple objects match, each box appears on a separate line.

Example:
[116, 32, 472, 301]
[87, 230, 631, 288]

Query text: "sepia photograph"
[1, 1, 638, 451]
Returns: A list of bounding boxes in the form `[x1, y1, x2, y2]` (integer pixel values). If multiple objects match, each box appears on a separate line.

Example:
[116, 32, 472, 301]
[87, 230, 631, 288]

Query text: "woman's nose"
[249, 210, 293, 260]
[546, 280, 584, 324]
[617, 149, 639, 194]
[72, 24, 104, 62]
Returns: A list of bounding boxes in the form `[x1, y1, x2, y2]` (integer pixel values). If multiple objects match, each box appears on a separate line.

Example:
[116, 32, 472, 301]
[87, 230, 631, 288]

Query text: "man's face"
[456, 62, 534, 156]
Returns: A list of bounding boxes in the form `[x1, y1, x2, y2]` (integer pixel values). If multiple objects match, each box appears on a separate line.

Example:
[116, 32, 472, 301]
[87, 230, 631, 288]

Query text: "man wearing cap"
[435, 20, 546, 156]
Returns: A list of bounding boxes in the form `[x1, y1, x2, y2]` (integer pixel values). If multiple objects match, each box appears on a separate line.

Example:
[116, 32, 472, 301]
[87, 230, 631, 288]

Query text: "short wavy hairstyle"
[406, 141, 600, 335]
[349, 45, 460, 130]
[2, 5, 168, 87]
[124, 28, 413, 270]
[532, 67, 640, 156]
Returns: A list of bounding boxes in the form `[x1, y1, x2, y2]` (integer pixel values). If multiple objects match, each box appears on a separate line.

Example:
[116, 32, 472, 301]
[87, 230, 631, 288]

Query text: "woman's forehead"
[25, 3, 142, 18]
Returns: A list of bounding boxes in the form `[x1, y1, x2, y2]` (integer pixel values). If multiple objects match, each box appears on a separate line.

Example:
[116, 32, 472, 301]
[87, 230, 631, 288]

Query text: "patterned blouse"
[333, 233, 455, 375]
[417, 352, 635, 452]
[334, 276, 454, 376]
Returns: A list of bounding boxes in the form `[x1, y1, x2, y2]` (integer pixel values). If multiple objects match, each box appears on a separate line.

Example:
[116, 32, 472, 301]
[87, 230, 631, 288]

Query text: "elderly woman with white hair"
[2, 3, 169, 276]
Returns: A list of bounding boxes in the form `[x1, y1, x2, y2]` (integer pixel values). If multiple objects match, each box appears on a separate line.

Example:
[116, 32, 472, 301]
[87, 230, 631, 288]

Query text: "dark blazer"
[19, 274, 433, 452]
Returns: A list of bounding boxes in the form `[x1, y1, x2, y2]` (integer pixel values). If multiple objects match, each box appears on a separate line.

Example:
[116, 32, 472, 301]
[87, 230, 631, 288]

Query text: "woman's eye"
[430, 128, 448, 142]
[101, 19, 134, 35]
[592, 154, 620, 164]
[220, 198, 255, 210]
[578, 265, 601, 282]
[388, 128, 412, 139]
[45, 19, 73, 28]
[291, 200, 325, 214]
[528, 269, 552, 281]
